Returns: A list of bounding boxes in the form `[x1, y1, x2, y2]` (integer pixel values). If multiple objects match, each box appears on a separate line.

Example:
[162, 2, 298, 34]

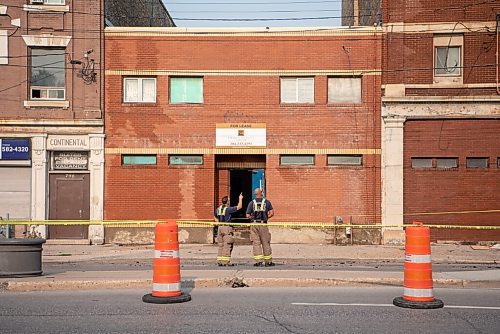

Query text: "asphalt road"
[0, 287, 499, 334]
[43, 258, 500, 273]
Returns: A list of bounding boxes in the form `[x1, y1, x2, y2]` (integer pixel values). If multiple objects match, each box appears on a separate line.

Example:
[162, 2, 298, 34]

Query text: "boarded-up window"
[280, 77, 314, 103]
[436, 158, 458, 169]
[170, 77, 203, 103]
[466, 157, 488, 169]
[122, 155, 157, 165]
[328, 77, 362, 103]
[280, 155, 315, 165]
[411, 158, 433, 168]
[328, 155, 362, 166]
[123, 78, 156, 103]
[169, 155, 203, 165]
[0, 30, 7, 65]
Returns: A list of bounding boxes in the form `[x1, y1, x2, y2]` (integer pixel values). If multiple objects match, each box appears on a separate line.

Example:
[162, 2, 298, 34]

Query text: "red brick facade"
[404, 120, 500, 241]
[382, 0, 500, 242]
[104, 30, 382, 225]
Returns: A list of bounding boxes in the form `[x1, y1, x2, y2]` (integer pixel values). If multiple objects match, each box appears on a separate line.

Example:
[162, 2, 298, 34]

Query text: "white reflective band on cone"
[154, 250, 180, 259]
[153, 283, 181, 292]
[404, 288, 434, 298]
[405, 254, 432, 263]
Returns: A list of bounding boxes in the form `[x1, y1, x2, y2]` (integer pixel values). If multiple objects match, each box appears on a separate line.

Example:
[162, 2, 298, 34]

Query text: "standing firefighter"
[246, 188, 275, 267]
[214, 193, 243, 266]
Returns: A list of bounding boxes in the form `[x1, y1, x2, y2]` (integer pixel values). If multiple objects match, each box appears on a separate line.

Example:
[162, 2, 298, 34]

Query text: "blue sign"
[0, 138, 31, 160]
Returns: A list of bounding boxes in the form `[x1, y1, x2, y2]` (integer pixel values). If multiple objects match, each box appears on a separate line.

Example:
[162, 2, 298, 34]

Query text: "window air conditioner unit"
[31, 0, 45, 4]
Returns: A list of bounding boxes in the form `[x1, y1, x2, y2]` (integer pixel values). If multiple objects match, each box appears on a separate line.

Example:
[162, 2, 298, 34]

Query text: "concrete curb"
[1, 277, 498, 292]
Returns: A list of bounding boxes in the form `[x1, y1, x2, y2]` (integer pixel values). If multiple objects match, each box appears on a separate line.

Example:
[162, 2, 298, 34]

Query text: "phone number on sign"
[1, 146, 29, 152]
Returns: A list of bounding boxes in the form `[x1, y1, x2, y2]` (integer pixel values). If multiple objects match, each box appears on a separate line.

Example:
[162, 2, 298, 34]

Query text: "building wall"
[0, 0, 103, 119]
[342, 0, 381, 26]
[404, 120, 500, 241]
[381, 0, 500, 243]
[105, 0, 175, 27]
[0, 0, 105, 243]
[104, 28, 382, 227]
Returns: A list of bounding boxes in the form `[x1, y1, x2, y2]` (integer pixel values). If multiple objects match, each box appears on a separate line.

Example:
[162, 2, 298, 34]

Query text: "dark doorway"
[48, 173, 90, 239]
[229, 170, 253, 220]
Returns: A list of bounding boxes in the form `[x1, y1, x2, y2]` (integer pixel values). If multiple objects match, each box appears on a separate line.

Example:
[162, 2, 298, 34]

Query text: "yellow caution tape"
[1, 220, 500, 230]
[404, 209, 500, 216]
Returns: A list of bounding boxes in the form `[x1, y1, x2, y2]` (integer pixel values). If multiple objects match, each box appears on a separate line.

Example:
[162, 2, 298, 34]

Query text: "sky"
[163, 0, 343, 28]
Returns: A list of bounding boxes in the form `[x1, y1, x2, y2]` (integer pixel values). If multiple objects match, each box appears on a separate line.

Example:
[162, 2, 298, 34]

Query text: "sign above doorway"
[216, 123, 266, 148]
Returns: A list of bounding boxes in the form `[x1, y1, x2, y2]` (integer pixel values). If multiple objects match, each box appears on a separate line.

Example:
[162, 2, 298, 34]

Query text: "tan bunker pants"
[250, 225, 272, 263]
[216, 226, 234, 264]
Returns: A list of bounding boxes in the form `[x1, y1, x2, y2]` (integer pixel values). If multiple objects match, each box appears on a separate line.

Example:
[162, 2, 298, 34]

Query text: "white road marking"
[291, 303, 500, 310]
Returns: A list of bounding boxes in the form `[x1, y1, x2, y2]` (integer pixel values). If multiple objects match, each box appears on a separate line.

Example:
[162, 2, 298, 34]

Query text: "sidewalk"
[1, 244, 499, 292]
[40, 243, 500, 264]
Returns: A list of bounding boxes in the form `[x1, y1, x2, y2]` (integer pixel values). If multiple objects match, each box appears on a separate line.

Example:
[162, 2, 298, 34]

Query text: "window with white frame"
[280, 77, 314, 104]
[31, 0, 65, 5]
[0, 30, 7, 65]
[30, 48, 66, 100]
[434, 35, 463, 83]
[328, 77, 362, 104]
[123, 77, 157, 103]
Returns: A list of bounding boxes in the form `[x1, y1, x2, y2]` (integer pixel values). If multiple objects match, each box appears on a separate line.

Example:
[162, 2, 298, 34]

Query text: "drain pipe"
[496, 14, 500, 95]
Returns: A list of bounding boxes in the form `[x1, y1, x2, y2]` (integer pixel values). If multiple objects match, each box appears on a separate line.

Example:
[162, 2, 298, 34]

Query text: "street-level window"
[169, 155, 203, 165]
[436, 157, 458, 169]
[280, 155, 315, 166]
[30, 48, 65, 100]
[466, 157, 488, 169]
[411, 158, 433, 168]
[123, 77, 156, 103]
[328, 77, 362, 104]
[328, 155, 362, 166]
[280, 77, 314, 104]
[170, 77, 203, 103]
[122, 155, 157, 165]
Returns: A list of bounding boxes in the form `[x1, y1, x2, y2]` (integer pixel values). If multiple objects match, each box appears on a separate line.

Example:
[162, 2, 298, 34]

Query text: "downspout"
[496, 14, 500, 95]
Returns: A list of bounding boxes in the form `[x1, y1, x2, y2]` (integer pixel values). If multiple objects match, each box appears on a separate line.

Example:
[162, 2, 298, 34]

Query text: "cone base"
[393, 296, 444, 309]
[143, 292, 191, 304]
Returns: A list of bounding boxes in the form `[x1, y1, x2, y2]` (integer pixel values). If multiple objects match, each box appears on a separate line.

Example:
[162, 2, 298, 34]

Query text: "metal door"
[252, 169, 265, 198]
[48, 173, 90, 239]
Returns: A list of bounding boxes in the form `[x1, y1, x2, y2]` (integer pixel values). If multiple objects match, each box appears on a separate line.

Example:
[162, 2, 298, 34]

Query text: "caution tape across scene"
[1, 220, 499, 230]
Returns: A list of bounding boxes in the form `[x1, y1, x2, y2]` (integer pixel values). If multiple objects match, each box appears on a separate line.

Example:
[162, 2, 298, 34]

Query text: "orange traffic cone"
[143, 220, 191, 304]
[393, 221, 444, 309]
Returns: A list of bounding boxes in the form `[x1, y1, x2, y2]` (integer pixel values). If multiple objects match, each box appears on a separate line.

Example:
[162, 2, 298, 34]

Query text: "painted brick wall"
[403, 120, 500, 241]
[0, 0, 103, 121]
[104, 32, 382, 223]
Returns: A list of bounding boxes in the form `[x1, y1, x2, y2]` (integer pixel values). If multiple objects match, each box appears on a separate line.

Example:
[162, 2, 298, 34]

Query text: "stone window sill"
[24, 100, 70, 109]
[23, 4, 70, 13]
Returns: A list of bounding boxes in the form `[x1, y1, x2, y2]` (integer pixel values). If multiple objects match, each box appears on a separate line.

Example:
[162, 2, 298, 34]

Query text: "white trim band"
[405, 254, 431, 263]
[153, 283, 181, 292]
[404, 288, 434, 298]
[154, 250, 179, 259]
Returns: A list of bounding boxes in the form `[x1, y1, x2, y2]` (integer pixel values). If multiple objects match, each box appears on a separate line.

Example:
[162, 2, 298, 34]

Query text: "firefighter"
[246, 188, 275, 267]
[214, 193, 243, 266]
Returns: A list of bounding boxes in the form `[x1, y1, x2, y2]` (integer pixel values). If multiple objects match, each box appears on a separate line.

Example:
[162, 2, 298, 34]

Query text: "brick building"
[104, 27, 382, 244]
[342, 0, 381, 27]
[105, 0, 175, 27]
[381, 1, 500, 242]
[0, 0, 173, 244]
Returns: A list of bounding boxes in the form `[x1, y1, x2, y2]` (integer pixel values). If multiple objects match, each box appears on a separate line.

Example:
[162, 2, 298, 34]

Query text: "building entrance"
[229, 169, 265, 220]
